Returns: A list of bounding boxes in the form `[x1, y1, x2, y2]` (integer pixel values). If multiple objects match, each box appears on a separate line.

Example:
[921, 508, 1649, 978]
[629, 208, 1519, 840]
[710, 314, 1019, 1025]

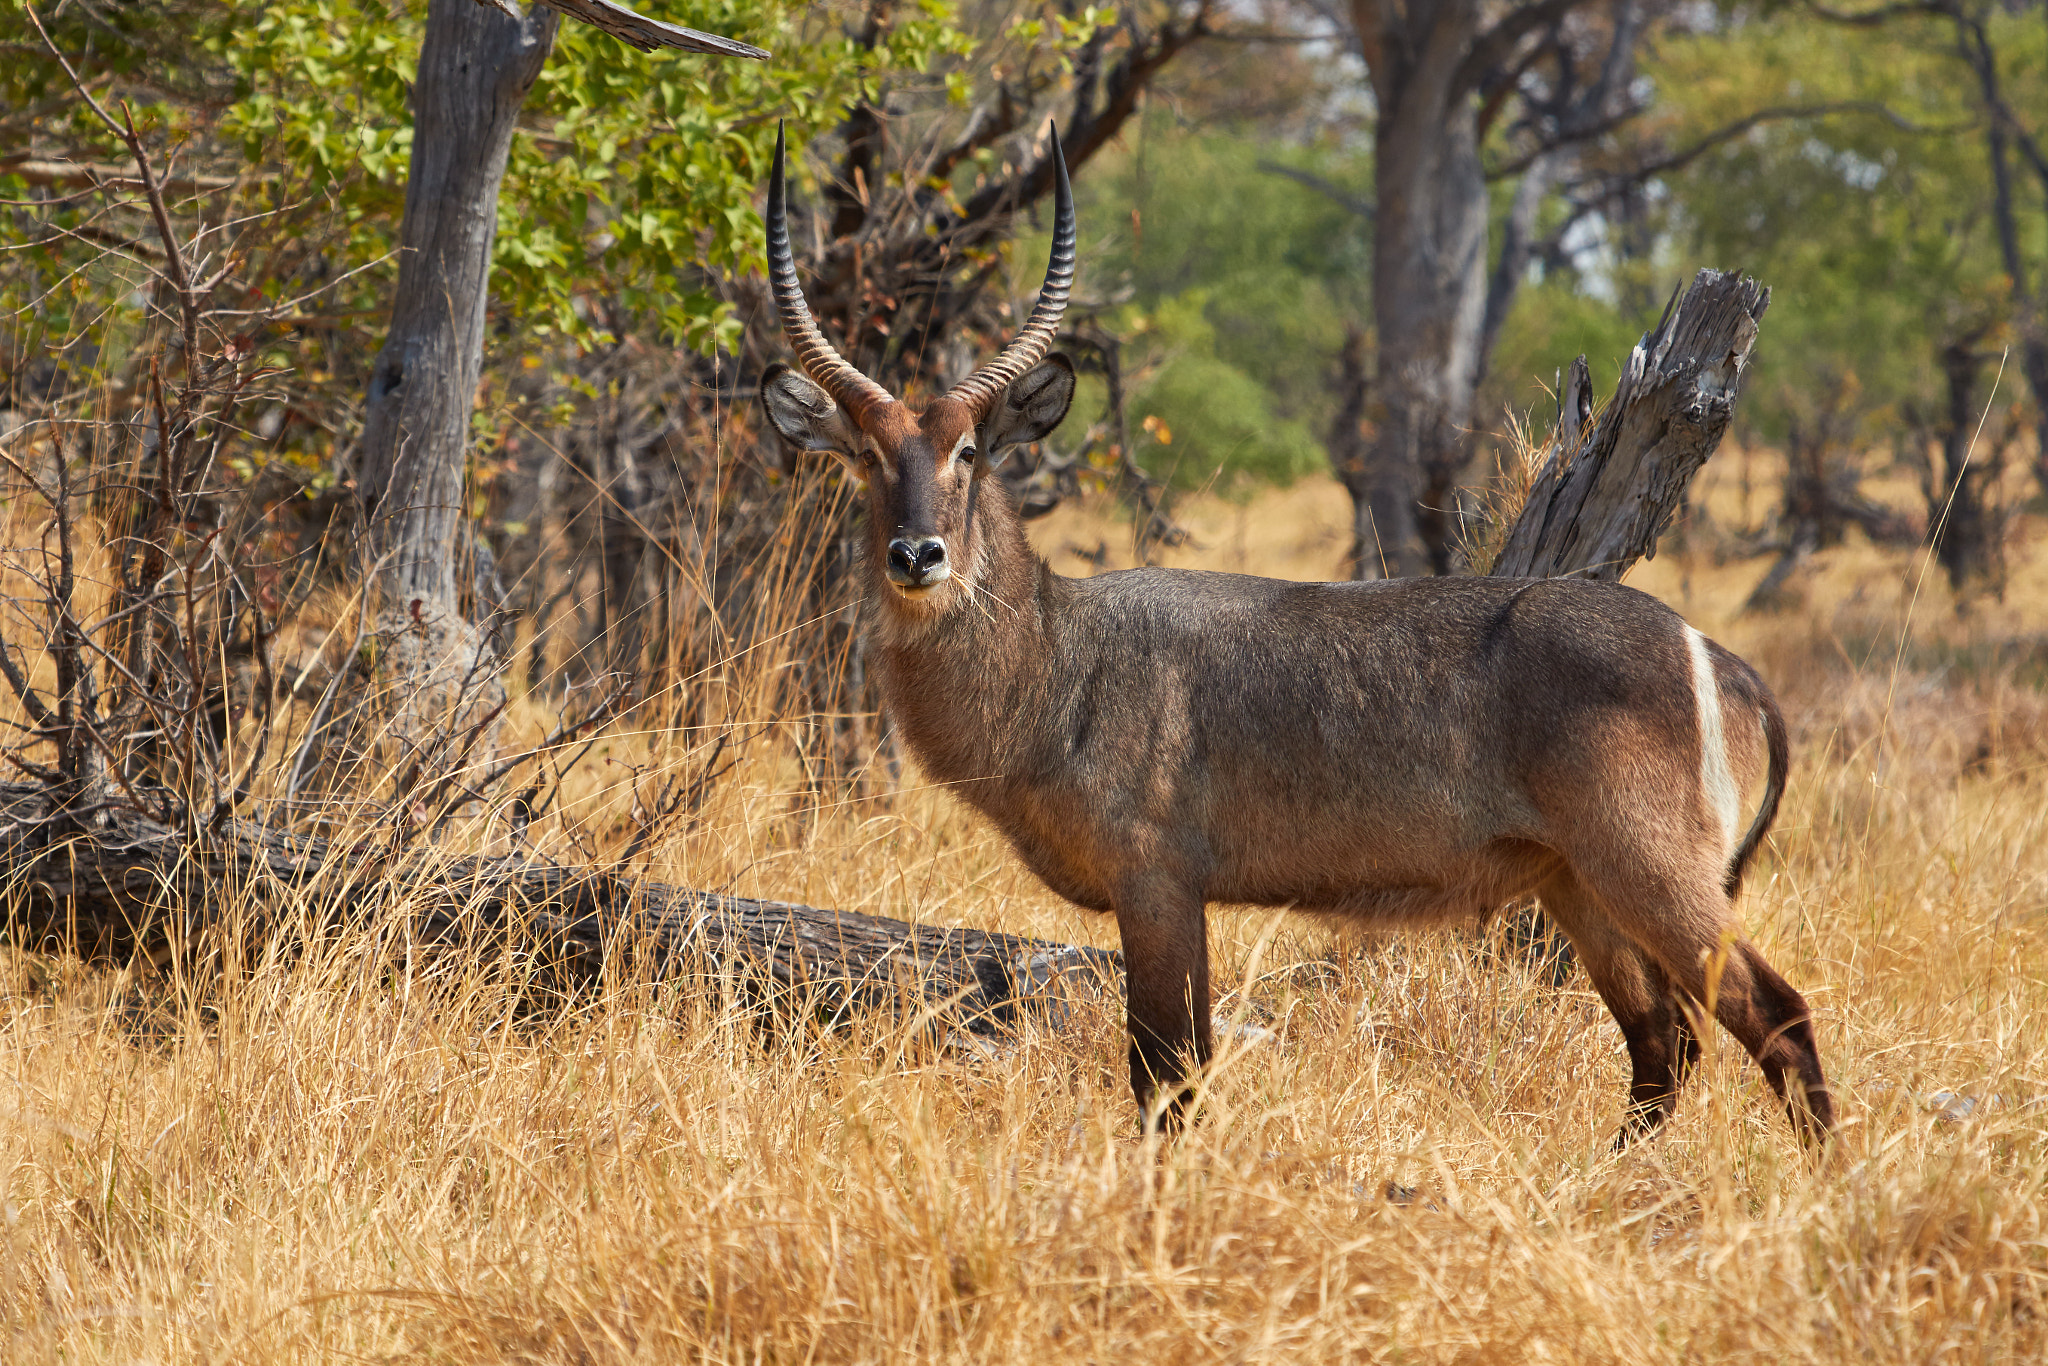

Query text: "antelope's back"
[1029, 569, 1727, 912]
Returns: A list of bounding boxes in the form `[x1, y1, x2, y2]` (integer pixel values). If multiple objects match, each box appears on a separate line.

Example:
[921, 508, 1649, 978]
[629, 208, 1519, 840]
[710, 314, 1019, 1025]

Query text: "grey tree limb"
[474, 0, 769, 56]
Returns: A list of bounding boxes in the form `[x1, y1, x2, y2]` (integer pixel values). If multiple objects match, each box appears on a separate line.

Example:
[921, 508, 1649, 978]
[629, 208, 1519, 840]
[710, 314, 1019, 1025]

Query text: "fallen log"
[0, 784, 1117, 1034]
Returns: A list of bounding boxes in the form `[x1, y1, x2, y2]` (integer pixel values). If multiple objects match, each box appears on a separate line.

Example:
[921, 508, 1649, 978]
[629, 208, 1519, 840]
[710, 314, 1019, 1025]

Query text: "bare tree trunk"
[358, 0, 557, 688]
[1931, 336, 1998, 592]
[1365, 73, 1489, 576]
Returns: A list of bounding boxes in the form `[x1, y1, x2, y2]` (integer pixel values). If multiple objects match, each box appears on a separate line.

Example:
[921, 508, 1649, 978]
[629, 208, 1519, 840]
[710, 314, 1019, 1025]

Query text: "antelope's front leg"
[1114, 878, 1212, 1133]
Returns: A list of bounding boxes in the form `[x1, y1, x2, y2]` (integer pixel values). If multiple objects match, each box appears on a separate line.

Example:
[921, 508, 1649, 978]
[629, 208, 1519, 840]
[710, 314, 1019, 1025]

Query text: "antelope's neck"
[870, 492, 1055, 791]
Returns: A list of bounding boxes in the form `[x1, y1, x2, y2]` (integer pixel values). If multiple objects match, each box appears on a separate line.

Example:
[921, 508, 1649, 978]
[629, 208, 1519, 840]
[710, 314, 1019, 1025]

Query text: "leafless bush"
[0, 17, 628, 851]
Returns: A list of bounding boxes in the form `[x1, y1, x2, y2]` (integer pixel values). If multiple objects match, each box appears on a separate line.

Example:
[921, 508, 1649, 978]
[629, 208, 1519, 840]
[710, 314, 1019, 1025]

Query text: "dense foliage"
[1066, 120, 1370, 490]
[3, 0, 2042, 521]
[2, 0, 957, 372]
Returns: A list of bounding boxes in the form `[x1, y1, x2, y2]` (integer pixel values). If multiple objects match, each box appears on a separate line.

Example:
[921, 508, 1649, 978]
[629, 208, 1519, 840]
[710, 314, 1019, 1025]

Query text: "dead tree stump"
[1492, 270, 1769, 581]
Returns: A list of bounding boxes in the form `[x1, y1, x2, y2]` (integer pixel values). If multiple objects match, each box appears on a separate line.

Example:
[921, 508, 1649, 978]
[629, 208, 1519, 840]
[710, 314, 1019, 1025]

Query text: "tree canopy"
[4, 0, 2043, 564]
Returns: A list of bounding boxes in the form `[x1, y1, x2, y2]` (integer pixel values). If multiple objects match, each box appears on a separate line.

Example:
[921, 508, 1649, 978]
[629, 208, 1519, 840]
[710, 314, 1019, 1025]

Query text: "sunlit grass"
[4, 462, 2046, 1362]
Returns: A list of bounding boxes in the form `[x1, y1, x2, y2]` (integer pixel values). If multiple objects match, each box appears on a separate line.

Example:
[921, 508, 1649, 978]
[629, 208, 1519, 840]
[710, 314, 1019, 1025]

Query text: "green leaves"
[1072, 121, 1371, 491]
[1127, 294, 1325, 491]
[195, 0, 945, 356]
[0, 0, 969, 363]
[1645, 7, 2046, 443]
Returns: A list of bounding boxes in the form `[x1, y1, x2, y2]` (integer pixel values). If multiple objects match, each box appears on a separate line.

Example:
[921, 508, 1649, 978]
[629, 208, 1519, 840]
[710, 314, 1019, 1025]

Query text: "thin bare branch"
[1256, 161, 1374, 219]
[1558, 100, 1975, 190]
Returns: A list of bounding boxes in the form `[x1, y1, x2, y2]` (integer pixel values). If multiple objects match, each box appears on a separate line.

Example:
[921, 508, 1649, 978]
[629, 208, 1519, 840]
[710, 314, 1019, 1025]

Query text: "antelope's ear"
[761, 364, 863, 471]
[979, 353, 1075, 455]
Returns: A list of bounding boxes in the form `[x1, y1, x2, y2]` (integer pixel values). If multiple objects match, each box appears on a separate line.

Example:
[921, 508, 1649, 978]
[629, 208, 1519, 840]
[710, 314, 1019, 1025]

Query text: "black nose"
[886, 536, 949, 586]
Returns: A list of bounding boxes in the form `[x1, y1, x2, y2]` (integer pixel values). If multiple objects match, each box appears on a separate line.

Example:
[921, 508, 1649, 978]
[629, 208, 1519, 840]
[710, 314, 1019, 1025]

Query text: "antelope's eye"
[959, 444, 978, 466]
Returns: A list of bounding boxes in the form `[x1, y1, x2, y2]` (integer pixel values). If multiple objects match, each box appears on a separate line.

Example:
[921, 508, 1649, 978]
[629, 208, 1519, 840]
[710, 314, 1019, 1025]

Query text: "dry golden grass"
[5, 457, 2047, 1363]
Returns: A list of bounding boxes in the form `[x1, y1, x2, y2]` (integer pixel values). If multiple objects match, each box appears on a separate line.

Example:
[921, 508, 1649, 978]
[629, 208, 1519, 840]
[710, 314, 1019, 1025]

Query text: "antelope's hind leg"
[1684, 938, 1835, 1144]
[1538, 871, 1699, 1145]
[1113, 875, 1213, 1133]
[1565, 863, 1835, 1145]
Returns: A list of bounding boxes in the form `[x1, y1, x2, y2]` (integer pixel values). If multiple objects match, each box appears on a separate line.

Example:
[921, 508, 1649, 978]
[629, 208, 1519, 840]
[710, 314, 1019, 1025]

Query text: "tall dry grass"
[4, 451, 2047, 1362]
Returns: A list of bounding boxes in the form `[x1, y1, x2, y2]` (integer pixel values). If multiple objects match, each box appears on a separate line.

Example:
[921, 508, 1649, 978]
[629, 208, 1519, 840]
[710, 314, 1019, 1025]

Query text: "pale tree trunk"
[1341, 0, 1658, 577]
[358, 0, 558, 716]
[1361, 20, 1490, 577]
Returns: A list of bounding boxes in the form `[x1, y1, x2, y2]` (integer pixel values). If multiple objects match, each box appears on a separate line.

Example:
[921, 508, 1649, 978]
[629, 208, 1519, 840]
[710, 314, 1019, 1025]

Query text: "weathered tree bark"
[0, 784, 1116, 1032]
[359, 0, 556, 630]
[1490, 270, 1769, 581]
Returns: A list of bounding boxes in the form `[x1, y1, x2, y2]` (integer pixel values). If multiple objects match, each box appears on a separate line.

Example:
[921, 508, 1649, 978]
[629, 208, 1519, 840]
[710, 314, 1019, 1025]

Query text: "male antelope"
[758, 126, 1833, 1145]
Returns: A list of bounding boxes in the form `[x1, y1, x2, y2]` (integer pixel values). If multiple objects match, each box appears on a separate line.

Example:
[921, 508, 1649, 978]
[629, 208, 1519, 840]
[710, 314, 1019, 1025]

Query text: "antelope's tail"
[1725, 680, 1789, 899]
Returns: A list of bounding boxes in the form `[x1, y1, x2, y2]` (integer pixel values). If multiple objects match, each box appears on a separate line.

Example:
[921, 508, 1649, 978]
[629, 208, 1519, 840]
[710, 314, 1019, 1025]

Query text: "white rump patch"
[1687, 626, 1742, 851]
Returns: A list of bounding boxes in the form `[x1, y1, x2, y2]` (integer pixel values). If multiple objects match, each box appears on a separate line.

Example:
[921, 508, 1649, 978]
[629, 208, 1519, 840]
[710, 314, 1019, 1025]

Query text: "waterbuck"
[758, 125, 1833, 1145]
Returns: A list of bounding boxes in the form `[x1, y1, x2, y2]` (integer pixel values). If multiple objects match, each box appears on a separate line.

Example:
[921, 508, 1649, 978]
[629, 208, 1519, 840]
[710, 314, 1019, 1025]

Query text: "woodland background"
[7, 0, 2044, 683]
[2, 0, 2047, 1360]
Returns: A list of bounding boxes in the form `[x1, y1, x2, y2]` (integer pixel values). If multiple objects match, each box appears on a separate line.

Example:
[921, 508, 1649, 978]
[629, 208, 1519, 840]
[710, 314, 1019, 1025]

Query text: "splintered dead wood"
[1491, 269, 1769, 582]
[0, 783, 1119, 1035]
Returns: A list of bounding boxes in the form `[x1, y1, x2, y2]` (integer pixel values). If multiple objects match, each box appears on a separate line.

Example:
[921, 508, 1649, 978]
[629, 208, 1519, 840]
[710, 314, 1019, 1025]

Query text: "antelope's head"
[758, 124, 1077, 613]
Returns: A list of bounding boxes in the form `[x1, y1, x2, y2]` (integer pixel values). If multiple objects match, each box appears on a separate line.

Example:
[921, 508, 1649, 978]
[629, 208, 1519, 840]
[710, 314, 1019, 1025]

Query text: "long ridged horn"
[947, 123, 1077, 421]
[766, 122, 893, 428]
